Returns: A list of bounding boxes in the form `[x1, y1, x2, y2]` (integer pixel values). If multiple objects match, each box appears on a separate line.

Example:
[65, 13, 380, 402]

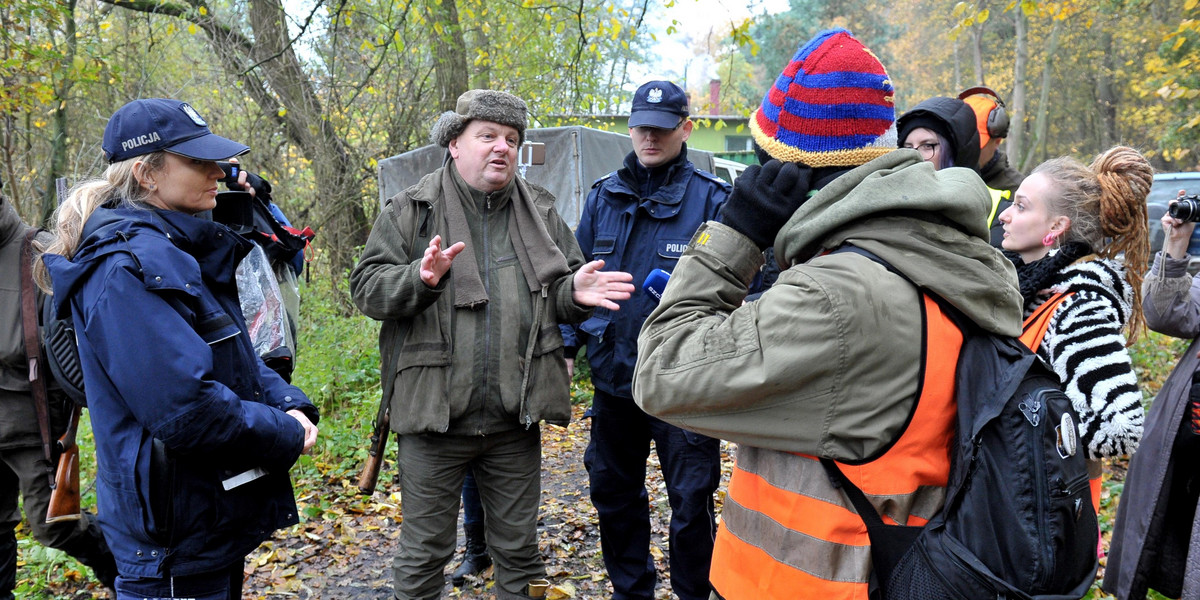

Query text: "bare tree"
[98, 0, 369, 280]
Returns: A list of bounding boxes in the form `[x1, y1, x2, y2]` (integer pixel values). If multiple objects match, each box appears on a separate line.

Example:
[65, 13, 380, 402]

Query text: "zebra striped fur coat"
[1024, 257, 1145, 460]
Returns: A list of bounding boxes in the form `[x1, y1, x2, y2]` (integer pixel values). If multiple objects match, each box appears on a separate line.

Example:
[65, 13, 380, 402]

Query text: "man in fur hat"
[350, 90, 633, 600]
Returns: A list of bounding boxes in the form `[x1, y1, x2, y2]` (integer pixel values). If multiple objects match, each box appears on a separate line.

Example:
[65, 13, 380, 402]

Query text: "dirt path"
[243, 404, 708, 599]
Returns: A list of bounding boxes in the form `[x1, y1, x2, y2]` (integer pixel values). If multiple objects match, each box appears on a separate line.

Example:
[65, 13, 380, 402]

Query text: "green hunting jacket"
[350, 166, 590, 436]
[633, 150, 1024, 460]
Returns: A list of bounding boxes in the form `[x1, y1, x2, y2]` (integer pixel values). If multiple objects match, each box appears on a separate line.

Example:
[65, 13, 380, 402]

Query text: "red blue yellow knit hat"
[750, 28, 897, 168]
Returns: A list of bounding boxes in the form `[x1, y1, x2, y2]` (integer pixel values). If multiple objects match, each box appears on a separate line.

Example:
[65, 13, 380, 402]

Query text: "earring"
[147, 184, 156, 191]
[1042, 232, 1057, 247]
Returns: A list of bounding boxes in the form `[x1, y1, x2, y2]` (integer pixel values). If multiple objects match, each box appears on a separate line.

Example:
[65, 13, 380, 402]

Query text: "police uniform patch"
[180, 103, 207, 127]
[657, 238, 689, 259]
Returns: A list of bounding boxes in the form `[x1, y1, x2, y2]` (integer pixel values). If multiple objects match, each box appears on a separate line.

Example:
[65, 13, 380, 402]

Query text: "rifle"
[357, 403, 390, 495]
[46, 404, 82, 523]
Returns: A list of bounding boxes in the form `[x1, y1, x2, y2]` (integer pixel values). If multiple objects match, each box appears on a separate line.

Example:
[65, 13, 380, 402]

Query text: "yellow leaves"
[434, 22, 444, 35]
[198, 6, 207, 16]
[187, 23, 197, 35]
[546, 582, 576, 599]
[278, 107, 288, 117]
[100, 22, 111, 31]
[1188, 0, 1199, 11]
[33, 119, 46, 128]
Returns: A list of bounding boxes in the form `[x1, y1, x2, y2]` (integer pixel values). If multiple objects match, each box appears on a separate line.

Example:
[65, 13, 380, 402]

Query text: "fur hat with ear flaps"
[430, 89, 528, 147]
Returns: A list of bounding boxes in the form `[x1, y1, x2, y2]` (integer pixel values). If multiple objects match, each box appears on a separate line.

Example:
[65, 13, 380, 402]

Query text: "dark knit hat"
[430, 89, 528, 147]
[750, 28, 897, 168]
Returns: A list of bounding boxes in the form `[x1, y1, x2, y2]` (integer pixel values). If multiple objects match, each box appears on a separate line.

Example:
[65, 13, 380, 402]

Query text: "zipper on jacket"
[1028, 396, 1052, 590]
[521, 285, 549, 429]
[480, 203, 492, 436]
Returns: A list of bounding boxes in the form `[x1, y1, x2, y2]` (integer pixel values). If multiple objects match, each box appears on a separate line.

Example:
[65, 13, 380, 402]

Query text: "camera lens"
[1170, 198, 1200, 222]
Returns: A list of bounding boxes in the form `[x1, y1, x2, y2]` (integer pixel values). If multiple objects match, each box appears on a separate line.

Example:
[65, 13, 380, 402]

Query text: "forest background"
[7, 0, 1200, 598]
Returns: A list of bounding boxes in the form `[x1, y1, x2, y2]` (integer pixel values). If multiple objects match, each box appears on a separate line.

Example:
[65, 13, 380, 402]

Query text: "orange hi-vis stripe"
[710, 294, 963, 600]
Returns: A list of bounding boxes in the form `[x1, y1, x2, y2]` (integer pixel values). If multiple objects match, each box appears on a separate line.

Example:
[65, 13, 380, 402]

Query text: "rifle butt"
[45, 444, 81, 523]
[357, 449, 384, 495]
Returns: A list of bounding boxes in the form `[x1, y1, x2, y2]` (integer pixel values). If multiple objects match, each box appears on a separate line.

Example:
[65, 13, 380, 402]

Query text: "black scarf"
[1003, 241, 1092, 304]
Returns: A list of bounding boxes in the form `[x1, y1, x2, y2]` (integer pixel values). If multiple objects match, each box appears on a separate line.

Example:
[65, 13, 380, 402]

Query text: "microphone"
[642, 268, 670, 302]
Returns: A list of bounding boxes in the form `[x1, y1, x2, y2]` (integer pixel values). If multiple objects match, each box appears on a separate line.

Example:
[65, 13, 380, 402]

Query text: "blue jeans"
[584, 390, 720, 600]
[462, 469, 483, 530]
[114, 562, 243, 600]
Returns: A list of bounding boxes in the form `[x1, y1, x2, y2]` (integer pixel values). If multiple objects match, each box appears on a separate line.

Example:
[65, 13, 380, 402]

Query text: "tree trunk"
[972, 24, 986, 86]
[1023, 20, 1061, 169]
[426, 0, 469, 111]
[1096, 28, 1118, 148]
[41, 0, 78, 225]
[1009, 7, 1028, 171]
[245, 0, 368, 282]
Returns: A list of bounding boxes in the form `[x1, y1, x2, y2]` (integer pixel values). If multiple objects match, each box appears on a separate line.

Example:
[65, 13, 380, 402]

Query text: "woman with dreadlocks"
[996, 145, 1150, 518]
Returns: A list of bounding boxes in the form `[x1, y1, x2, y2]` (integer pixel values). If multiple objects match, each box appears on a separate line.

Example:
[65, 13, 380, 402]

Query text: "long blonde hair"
[32, 152, 166, 293]
[1032, 145, 1152, 343]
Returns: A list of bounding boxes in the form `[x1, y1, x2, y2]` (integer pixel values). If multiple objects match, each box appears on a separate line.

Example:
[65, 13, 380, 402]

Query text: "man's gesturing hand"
[572, 260, 634, 310]
[419, 235, 466, 287]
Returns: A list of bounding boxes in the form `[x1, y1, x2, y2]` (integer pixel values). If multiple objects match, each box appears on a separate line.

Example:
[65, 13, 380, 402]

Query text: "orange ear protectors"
[958, 86, 1009, 140]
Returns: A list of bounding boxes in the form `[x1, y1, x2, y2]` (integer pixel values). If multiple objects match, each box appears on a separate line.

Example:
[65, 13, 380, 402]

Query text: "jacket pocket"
[521, 324, 572, 426]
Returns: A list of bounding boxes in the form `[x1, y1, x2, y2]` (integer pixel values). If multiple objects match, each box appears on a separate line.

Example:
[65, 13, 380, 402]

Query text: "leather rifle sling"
[20, 228, 56, 487]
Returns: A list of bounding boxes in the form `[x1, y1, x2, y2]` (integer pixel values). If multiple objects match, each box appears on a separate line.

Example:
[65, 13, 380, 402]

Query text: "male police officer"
[565, 80, 729, 600]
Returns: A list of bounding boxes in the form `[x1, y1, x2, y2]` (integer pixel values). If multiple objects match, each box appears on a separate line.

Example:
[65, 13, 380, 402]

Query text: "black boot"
[450, 523, 491, 586]
[1, 528, 16, 600]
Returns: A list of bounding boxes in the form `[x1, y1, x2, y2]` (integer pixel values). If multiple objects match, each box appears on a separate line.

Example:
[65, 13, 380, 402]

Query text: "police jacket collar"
[610, 144, 693, 216]
[51, 205, 252, 315]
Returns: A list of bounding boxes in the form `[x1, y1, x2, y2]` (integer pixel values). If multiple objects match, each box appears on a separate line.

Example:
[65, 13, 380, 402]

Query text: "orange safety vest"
[710, 294, 962, 600]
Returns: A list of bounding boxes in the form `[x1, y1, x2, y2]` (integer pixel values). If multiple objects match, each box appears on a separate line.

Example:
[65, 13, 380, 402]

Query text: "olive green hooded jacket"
[633, 150, 1023, 460]
[351, 166, 590, 436]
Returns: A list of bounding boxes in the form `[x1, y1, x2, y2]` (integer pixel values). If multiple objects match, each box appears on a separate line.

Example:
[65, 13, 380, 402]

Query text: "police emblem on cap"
[647, 88, 663, 103]
[180, 103, 207, 127]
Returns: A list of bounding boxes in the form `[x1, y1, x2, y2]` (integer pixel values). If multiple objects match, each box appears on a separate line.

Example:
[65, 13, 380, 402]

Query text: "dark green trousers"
[0, 444, 117, 598]
[392, 427, 544, 600]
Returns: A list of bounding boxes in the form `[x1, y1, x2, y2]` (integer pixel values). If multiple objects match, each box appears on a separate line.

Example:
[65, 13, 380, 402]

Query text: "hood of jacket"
[46, 205, 252, 318]
[897, 97, 981, 171]
[776, 150, 1023, 336]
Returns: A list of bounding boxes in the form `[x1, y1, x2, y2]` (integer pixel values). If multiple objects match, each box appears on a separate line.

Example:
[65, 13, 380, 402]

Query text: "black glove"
[717, 160, 813, 250]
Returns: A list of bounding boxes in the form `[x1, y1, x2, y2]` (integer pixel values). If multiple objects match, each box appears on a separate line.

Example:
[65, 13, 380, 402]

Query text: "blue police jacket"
[565, 147, 729, 398]
[43, 205, 318, 578]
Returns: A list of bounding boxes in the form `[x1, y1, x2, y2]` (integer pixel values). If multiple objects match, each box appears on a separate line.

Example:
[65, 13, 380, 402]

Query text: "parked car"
[712, 157, 750, 184]
[1147, 172, 1200, 271]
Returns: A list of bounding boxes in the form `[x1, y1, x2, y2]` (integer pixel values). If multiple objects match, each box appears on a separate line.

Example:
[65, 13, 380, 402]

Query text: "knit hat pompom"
[750, 28, 897, 168]
[431, 89, 528, 147]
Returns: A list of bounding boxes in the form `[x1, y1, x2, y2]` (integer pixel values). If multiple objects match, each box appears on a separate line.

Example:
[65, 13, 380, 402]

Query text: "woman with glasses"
[896, 96, 980, 171]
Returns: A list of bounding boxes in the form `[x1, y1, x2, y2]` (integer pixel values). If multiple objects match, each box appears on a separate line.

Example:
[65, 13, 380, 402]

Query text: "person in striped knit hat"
[996, 146, 1150, 518]
[634, 28, 1022, 599]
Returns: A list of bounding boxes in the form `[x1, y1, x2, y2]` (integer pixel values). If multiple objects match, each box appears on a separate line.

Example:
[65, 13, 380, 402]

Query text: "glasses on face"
[903, 141, 939, 159]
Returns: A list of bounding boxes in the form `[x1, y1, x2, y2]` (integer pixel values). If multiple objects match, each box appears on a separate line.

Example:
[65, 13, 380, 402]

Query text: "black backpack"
[823, 247, 1097, 600]
[42, 296, 87, 407]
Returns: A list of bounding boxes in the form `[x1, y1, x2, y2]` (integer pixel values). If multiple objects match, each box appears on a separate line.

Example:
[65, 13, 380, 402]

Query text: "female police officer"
[33, 98, 318, 600]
